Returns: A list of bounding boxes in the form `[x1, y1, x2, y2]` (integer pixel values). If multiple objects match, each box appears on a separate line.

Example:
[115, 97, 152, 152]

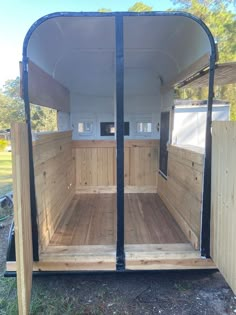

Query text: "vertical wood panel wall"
[33, 131, 75, 251]
[73, 140, 159, 193]
[11, 123, 33, 315]
[211, 122, 236, 294]
[157, 145, 204, 249]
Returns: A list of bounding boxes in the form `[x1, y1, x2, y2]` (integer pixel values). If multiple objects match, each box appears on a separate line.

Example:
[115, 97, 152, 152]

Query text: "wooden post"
[11, 122, 33, 315]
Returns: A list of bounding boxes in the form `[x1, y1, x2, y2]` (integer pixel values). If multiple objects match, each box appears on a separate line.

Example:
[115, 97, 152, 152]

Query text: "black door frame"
[159, 111, 170, 179]
[21, 11, 216, 266]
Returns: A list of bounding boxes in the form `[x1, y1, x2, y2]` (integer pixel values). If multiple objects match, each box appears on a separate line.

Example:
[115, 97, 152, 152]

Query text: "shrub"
[0, 139, 8, 151]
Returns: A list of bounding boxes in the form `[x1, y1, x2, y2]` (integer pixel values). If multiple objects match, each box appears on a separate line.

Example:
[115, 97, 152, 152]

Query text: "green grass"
[0, 152, 12, 196]
[0, 276, 17, 315]
[0, 152, 13, 218]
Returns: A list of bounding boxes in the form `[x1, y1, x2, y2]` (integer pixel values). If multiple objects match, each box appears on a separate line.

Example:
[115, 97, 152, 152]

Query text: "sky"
[0, 0, 175, 88]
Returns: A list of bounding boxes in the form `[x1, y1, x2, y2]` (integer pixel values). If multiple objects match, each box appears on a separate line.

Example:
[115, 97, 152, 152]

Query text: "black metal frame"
[201, 55, 216, 257]
[22, 58, 39, 261]
[4, 268, 217, 278]
[6, 221, 15, 262]
[21, 11, 216, 266]
[115, 15, 125, 271]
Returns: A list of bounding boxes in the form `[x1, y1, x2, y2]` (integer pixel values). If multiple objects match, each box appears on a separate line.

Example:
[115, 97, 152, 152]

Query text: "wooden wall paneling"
[168, 157, 203, 201]
[87, 148, 98, 186]
[33, 131, 75, 252]
[11, 122, 33, 315]
[34, 131, 72, 144]
[107, 147, 115, 185]
[168, 149, 203, 174]
[125, 139, 159, 148]
[97, 148, 108, 185]
[130, 147, 141, 186]
[76, 148, 85, 186]
[124, 147, 130, 185]
[33, 135, 72, 166]
[72, 140, 116, 148]
[158, 177, 200, 249]
[72, 139, 158, 149]
[74, 140, 159, 192]
[148, 146, 158, 186]
[211, 121, 236, 295]
[168, 144, 204, 165]
[157, 145, 204, 249]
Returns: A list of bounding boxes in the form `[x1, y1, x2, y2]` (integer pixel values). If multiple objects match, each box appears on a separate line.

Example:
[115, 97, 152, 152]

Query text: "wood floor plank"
[49, 193, 188, 246]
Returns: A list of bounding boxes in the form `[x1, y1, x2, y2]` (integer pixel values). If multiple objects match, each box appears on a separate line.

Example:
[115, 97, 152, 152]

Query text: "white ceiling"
[27, 15, 211, 96]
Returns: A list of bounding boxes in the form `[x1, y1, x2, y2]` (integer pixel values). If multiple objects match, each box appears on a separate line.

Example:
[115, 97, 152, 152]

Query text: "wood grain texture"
[28, 60, 70, 112]
[33, 131, 75, 252]
[74, 140, 159, 190]
[49, 193, 187, 246]
[72, 139, 159, 148]
[76, 186, 157, 193]
[11, 122, 33, 315]
[6, 243, 215, 272]
[6, 255, 215, 272]
[211, 122, 236, 295]
[125, 243, 215, 270]
[157, 145, 204, 249]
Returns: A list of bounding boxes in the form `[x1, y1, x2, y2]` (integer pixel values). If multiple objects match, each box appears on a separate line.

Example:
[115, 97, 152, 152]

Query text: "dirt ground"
[0, 219, 236, 315]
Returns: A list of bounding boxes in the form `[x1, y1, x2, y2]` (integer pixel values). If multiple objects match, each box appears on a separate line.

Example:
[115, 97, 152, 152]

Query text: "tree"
[172, 0, 236, 120]
[98, 8, 112, 12]
[171, 0, 235, 10]
[0, 78, 57, 131]
[128, 2, 153, 12]
[0, 93, 21, 129]
[0, 78, 25, 129]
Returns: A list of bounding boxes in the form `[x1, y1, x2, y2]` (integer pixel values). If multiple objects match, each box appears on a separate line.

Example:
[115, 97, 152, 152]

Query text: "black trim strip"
[6, 222, 15, 261]
[201, 55, 216, 257]
[22, 59, 39, 261]
[115, 15, 125, 271]
[4, 268, 218, 278]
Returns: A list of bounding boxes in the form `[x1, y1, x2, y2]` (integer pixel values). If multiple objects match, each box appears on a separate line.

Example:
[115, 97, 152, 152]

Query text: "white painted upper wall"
[70, 81, 161, 140]
[27, 14, 211, 97]
[26, 14, 213, 138]
[172, 104, 230, 147]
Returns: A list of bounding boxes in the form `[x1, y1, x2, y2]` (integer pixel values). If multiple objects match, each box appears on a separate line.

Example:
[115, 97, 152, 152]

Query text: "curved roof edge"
[22, 11, 216, 62]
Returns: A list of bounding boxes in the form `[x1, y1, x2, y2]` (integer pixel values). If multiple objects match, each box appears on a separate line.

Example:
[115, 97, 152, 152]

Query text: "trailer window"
[100, 122, 130, 136]
[136, 122, 152, 134]
[78, 121, 93, 135]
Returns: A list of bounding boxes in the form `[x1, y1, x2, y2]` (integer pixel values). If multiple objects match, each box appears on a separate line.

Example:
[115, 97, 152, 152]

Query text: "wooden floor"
[7, 195, 216, 273]
[49, 193, 188, 246]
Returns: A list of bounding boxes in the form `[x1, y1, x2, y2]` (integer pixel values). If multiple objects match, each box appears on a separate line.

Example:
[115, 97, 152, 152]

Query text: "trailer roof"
[24, 13, 213, 101]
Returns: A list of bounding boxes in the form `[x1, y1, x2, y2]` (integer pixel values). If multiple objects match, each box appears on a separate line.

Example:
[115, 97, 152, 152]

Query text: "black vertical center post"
[115, 15, 125, 271]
